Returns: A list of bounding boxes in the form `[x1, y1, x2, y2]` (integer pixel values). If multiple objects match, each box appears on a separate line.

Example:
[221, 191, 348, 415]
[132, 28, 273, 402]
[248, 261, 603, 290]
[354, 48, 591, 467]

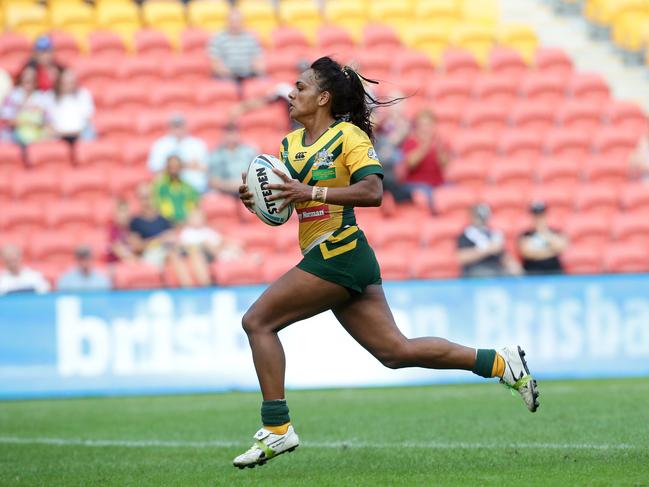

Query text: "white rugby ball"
[247, 154, 294, 226]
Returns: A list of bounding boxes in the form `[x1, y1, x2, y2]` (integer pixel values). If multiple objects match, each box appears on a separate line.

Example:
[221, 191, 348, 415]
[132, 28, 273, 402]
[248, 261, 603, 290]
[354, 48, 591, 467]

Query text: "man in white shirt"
[147, 114, 209, 193]
[0, 245, 50, 295]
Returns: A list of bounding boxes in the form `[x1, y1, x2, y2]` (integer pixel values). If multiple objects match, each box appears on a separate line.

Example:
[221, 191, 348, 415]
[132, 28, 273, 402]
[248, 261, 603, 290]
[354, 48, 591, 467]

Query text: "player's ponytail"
[310, 56, 401, 142]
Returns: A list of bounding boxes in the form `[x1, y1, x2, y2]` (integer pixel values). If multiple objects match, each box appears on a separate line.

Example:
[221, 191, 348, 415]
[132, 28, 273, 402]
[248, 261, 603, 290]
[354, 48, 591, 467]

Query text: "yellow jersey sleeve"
[343, 125, 384, 183]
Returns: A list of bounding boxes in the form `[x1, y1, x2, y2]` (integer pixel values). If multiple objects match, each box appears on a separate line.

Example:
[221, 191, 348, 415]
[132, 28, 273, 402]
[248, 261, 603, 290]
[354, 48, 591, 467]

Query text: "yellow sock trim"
[492, 353, 505, 378]
[264, 422, 290, 435]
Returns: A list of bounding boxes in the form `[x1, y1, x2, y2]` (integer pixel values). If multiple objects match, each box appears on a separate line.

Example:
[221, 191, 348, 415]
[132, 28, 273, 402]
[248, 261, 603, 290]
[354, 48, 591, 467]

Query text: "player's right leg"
[234, 266, 351, 469]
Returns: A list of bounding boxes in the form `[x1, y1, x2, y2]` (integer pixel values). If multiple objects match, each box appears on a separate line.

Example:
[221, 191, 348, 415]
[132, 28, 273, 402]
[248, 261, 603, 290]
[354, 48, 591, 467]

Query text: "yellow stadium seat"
[239, 1, 277, 47]
[278, 1, 321, 43]
[142, 1, 187, 46]
[415, 0, 462, 29]
[404, 23, 453, 64]
[5, 3, 49, 40]
[187, 0, 229, 32]
[323, 2, 367, 42]
[368, 0, 413, 33]
[451, 23, 495, 64]
[497, 24, 538, 63]
[50, 1, 96, 48]
[461, 0, 499, 25]
[586, 0, 619, 29]
[609, 1, 649, 51]
[96, 2, 141, 49]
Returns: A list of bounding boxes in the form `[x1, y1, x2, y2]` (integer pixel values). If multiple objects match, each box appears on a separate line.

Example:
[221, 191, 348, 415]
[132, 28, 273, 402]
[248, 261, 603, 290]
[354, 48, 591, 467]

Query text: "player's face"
[288, 69, 326, 122]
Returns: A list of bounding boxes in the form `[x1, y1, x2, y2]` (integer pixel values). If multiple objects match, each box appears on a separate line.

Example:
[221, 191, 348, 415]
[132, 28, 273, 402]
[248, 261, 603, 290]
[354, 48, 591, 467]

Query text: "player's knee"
[241, 310, 262, 335]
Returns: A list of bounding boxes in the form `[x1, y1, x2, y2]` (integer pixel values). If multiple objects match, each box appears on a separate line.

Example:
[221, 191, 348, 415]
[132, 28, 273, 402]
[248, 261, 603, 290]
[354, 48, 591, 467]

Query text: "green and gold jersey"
[279, 120, 383, 253]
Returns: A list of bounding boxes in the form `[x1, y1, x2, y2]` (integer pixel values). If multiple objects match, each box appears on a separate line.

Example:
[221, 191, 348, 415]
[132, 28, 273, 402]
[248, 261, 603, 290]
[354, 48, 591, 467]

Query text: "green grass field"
[1, 378, 648, 486]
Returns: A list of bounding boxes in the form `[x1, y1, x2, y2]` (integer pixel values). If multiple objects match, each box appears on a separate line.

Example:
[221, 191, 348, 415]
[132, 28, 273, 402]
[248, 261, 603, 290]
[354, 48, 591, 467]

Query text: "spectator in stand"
[148, 114, 209, 193]
[0, 67, 12, 104]
[207, 7, 264, 84]
[22, 35, 63, 92]
[0, 245, 50, 295]
[0, 66, 53, 145]
[178, 208, 243, 286]
[629, 127, 649, 182]
[208, 123, 257, 197]
[457, 204, 522, 278]
[399, 109, 448, 209]
[153, 155, 199, 224]
[48, 68, 94, 146]
[107, 199, 136, 263]
[518, 202, 568, 275]
[57, 245, 112, 291]
[130, 183, 193, 287]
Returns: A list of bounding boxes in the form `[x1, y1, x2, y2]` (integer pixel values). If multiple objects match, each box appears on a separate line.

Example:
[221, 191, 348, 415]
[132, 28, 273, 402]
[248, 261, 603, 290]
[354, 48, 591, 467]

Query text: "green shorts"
[297, 226, 382, 294]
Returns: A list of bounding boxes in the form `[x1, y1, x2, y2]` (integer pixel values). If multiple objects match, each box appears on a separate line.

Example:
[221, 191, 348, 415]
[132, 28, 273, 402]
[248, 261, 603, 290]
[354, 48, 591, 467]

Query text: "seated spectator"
[0, 66, 53, 145]
[208, 123, 257, 197]
[148, 114, 208, 193]
[130, 183, 193, 287]
[22, 35, 63, 92]
[57, 245, 112, 291]
[0, 245, 50, 295]
[457, 204, 522, 278]
[153, 155, 199, 224]
[518, 202, 568, 275]
[207, 7, 264, 83]
[178, 208, 242, 286]
[48, 68, 94, 146]
[0, 67, 12, 105]
[399, 109, 448, 209]
[107, 199, 136, 263]
[629, 126, 649, 182]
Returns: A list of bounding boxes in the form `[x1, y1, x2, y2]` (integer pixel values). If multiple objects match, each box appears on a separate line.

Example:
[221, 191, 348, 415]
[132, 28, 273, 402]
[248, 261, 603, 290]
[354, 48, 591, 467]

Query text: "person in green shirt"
[152, 155, 199, 224]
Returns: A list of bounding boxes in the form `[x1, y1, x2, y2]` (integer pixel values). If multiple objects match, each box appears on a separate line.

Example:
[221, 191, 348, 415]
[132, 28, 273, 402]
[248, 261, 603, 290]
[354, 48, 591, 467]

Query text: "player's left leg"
[332, 284, 539, 412]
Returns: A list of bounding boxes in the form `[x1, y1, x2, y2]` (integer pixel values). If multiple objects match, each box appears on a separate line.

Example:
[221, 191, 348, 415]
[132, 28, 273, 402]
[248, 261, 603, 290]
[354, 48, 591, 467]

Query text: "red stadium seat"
[0, 33, 31, 66]
[109, 166, 152, 198]
[575, 183, 619, 218]
[463, 103, 509, 136]
[583, 155, 629, 187]
[134, 29, 173, 56]
[241, 77, 282, 100]
[499, 129, 544, 160]
[122, 139, 153, 167]
[0, 202, 45, 234]
[481, 186, 528, 220]
[163, 55, 211, 83]
[194, 80, 240, 108]
[489, 159, 534, 191]
[564, 213, 611, 248]
[96, 84, 150, 112]
[374, 250, 411, 281]
[445, 159, 488, 192]
[180, 28, 210, 55]
[530, 183, 576, 223]
[420, 216, 467, 252]
[555, 101, 604, 132]
[568, 73, 610, 104]
[604, 243, 649, 273]
[362, 24, 402, 51]
[434, 186, 478, 219]
[612, 213, 649, 246]
[428, 77, 473, 106]
[432, 103, 464, 136]
[488, 47, 527, 80]
[185, 110, 229, 143]
[510, 101, 555, 134]
[236, 224, 278, 254]
[535, 47, 573, 77]
[73, 57, 119, 92]
[395, 51, 435, 79]
[561, 245, 603, 275]
[604, 100, 648, 138]
[261, 253, 300, 283]
[441, 49, 480, 77]
[412, 249, 460, 279]
[621, 183, 649, 213]
[118, 56, 164, 85]
[113, 262, 164, 289]
[92, 199, 118, 227]
[29, 232, 78, 267]
[75, 140, 122, 168]
[26, 141, 72, 170]
[520, 73, 565, 105]
[355, 50, 393, 80]
[545, 129, 592, 159]
[472, 74, 518, 106]
[51, 31, 81, 61]
[316, 25, 355, 53]
[94, 111, 137, 142]
[0, 176, 9, 204]
[451, 130, 498, 161]
[136, 110, 170, 139]
[12, 170, 61, 204]
[149, 84, 195, 112]
[201, 192, 240, 226]
[212, 258, 263, 286]
[62, 168, 110, 203]
[88, 31, 127, 58]
[592, 127, 640, 159]
[0, 143, 24, 173]
[535, 158, 582, 186]
[271, 26, 310, 52]
[46, 200, 94, 232]
[239, 106, 288, 132]
[265, 50, 301, 82]
[366, 220, 420, 252]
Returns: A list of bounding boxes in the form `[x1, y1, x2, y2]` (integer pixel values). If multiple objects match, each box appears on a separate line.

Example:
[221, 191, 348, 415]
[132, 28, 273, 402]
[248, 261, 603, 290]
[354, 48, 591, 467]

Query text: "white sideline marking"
[0, 436, 636, 451]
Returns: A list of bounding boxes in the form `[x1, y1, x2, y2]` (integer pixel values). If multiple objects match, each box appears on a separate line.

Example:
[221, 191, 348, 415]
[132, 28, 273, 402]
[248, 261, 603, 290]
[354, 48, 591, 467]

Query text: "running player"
[233, 57, 539, 469]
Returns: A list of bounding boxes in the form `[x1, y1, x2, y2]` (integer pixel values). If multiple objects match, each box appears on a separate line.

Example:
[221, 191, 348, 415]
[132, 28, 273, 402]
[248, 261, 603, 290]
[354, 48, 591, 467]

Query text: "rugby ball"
[247, 154, 294, 226]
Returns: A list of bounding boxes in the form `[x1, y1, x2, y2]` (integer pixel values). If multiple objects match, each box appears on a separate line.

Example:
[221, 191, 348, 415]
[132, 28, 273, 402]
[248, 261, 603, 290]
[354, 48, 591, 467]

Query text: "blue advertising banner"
[1, 274, 648, 399]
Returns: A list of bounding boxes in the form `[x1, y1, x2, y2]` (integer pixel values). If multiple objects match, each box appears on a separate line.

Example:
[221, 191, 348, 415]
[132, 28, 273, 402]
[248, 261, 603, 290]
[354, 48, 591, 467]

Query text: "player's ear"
[318, 90, 331, 107]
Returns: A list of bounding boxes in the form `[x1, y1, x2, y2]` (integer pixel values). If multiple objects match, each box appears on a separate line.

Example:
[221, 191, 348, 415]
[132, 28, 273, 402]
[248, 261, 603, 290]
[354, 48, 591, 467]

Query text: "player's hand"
[267, 168, 312, 212]
[239, 172, 255, 213]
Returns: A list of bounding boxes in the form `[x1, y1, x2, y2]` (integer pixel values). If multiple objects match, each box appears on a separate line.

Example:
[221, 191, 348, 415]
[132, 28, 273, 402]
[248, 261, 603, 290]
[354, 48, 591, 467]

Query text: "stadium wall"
[2, 274, 649, 399]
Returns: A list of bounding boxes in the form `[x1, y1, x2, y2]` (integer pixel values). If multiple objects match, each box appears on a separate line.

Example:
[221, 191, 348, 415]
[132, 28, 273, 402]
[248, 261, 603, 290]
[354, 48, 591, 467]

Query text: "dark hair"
[310, 56, 401, 141]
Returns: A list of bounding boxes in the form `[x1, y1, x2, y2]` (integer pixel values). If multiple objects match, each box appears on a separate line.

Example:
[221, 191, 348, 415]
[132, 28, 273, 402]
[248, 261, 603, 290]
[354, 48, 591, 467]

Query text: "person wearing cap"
[457, 204, 523, 278]
[147, 114, 209, 193]
[22, 35, 63, 92]
[207, 122, 257, 197]
[517, 202, 568, 275]
[56, 245, 112, 292]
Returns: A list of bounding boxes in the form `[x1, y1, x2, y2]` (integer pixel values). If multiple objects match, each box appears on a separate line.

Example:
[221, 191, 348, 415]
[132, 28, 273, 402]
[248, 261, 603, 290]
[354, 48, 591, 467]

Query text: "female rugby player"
[233, 57, 539, 469]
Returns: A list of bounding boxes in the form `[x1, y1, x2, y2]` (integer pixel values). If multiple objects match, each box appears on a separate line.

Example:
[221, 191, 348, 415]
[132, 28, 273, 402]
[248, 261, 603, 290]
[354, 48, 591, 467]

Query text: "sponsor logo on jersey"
[296, 204, 330, 222]
[294, 151, 306, 162]
[368, 147, 379, 160]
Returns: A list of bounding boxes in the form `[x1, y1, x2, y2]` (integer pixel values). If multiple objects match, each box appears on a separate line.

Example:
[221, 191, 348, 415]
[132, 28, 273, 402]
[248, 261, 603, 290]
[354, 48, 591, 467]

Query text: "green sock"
[261, 399, 290, 426]
[472, 349, 497, 378]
